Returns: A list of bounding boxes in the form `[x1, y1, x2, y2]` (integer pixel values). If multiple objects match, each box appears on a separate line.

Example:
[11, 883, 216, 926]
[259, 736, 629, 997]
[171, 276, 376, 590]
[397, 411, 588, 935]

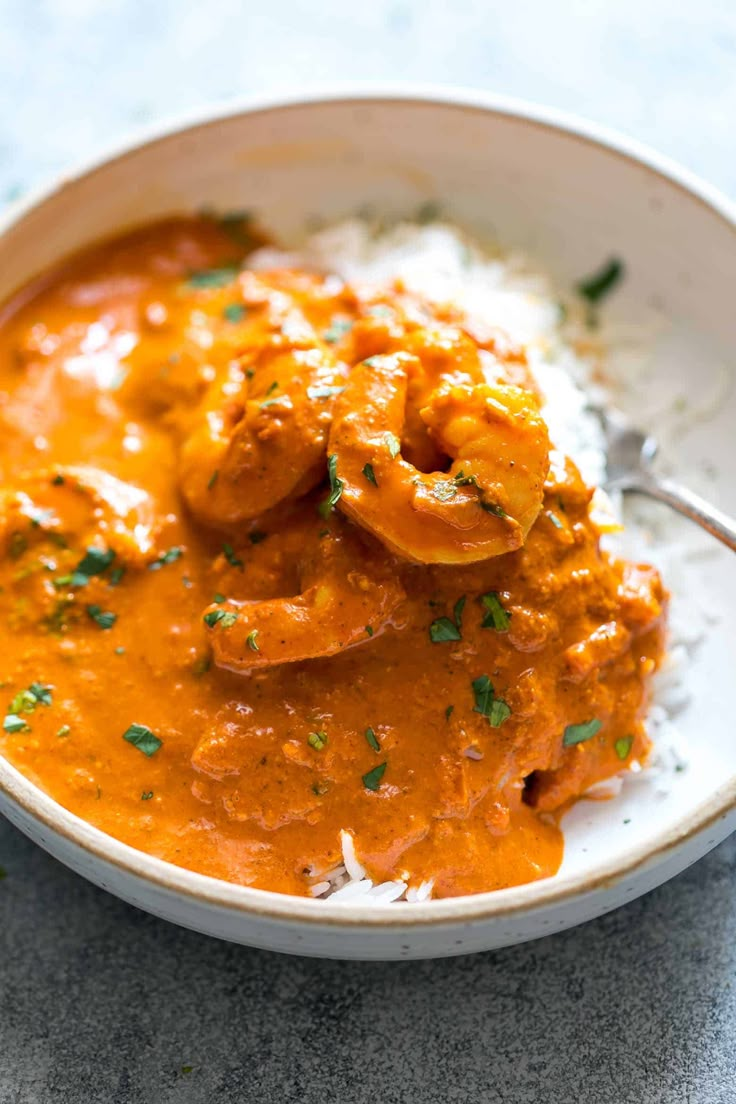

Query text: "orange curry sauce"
[0, 216, 666, 898]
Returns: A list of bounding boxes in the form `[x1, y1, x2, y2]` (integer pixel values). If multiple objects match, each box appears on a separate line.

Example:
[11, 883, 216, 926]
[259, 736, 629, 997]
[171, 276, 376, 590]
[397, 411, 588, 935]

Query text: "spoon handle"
[626, 475, 736, 553]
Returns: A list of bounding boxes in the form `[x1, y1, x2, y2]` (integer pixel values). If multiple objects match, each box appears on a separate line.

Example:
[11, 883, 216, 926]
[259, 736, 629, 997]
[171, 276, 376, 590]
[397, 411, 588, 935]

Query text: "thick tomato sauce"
[0, 217, 666, 897]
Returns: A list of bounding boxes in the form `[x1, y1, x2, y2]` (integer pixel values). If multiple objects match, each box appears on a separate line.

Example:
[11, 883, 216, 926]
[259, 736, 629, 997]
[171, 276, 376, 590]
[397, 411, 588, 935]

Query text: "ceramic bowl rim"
[1, 83, 735, 929]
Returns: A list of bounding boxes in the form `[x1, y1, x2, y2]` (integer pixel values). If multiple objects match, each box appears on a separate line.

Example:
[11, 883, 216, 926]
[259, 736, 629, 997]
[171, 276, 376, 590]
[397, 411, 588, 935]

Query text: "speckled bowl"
[1, 88, 735, 959]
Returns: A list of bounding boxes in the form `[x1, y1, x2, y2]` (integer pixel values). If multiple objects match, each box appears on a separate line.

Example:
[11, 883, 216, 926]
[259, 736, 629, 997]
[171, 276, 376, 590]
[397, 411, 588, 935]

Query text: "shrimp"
[204, 519, 405, 672]
[1, 465, 156, 563]
[328, 352, 550, 564]
[179, 334, 348, 527]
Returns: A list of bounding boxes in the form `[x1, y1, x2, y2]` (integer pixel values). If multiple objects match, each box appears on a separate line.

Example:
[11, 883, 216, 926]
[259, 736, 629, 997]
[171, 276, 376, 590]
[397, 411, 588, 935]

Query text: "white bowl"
[1, 87, 735, 960]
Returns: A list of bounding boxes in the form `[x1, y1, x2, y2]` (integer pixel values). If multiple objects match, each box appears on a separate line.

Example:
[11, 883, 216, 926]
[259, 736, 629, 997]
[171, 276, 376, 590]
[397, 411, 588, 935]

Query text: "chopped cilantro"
[576, 258, 624, 304]
[246, 629, 259, 652]
[71, 546, 115, 586]
[27, 682, 52, 706]
[480, 592, 511, 632]
[223, 302, 246, 323]
[362, 463, 378, 486]
[318, 454, 344, 518]
[3, 714, 28, 734]
[563, 719, 603, 747]
[365, 625, 374, 637]
[445, 705, 454, 722]
[546, 511, 564, 530]
[192, 653, 211, 676]
[141, 791, 154, 801]
[615, 735, 634, 761]
[365, 726, 380, 752]
[322, 317, 353, 344]
[429, 596, 466, 643]
[122, 723, 162, 757]
[86, 605, 117, 630]
[308, 730, 328, 751]
[149, 547, 183, 571]
[471, 675, 511, 728]
[51, 474, 65, 486]
[431, 481, 457, 502]
[362, 762, 387, 791]
[213, 593, 225, 604]
[307, 384, 345, 401]
[115, 646, 126, 656]
[480, 500, 507, 518]
[207, 470, 219, 490]
[203, 609, 237, 629]
[222, 543, 243, 569]
[57, 725, 71, 738]
[9, 532, 27, 560]
[186, 266, 239, 289]
[109, 565, 126, 587]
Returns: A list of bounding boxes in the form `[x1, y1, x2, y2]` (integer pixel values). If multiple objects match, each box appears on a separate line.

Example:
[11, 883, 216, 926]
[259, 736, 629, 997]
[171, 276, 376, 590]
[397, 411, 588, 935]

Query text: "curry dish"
[0, 215, 666, 899]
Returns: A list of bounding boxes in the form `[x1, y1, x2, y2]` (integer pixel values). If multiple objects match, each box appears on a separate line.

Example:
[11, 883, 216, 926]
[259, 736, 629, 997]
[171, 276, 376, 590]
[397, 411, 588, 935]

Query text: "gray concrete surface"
[1, 2, 736, 1101]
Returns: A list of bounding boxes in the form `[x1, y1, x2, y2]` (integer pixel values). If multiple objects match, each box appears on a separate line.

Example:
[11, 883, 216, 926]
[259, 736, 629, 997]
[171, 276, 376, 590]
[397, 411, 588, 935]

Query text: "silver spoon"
[594, 405, 736, 552]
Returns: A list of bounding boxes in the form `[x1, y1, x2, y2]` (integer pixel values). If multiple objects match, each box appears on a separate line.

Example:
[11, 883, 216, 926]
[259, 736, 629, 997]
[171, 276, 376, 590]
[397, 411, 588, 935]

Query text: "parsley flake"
[362, 463, 378, 486]
[203, 609, 238, 629]
[222, 543, 243, 569]
[186, 266, 239, 289]
[3, 714, 28, 734]
[429, 596, 466, 643]
[149, 547, 183, 571]
[223, 302, 246, 323]
[615, 735, 634, 760]
[480, 592, 511, 632]
[471, 675, 512, 728]
[322, 317, 353, 344]
[362, 762, 387, 791]
[122, 723, 162, 757]
[563, 719, 603, 747]
[308, 730, 328, 751]
[246, 629, 260, 652]
[318, 454, 343, 518]
[576, 258, 624, 305]
[248, 530, 267, 545]
[207, 470, 219, 490]
[71, 546, 116, 586]
[445, 705, 455, 722]
[141, 791, 154, 801]
[365, 726, 380, 752]
[86, 605, 117, 630]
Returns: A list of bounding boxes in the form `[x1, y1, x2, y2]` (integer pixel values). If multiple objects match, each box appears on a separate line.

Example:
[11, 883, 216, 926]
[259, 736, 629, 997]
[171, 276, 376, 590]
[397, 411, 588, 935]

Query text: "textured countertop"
[1, 2, 736, 1101]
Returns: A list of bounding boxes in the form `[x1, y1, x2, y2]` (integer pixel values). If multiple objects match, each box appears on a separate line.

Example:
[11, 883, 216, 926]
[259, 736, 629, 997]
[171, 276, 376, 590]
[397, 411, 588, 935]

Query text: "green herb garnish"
[122, 723, 162, 757]
[365, 726, 380, 752]
[546, 511, 564, 530]
[362, 762, 387, 791]
[471, 675, 511, 728]
[71, 546, 115, 586]
[429, 596, 466, 643]
[362, 463, 378, 486]
[203, 609, 237, 629]
[365, 625, 374, 637]
[308, 730, 328, 751]
[246, 629, 259, 652]
[223, 302, 246, 323]
[614, 735, 634, 760]
[86, 605, 117, 630]
[222, 543, 243, 569]
[108, 565, 126, 587]
[322, 318, 353, 344]
[480, 592, 511, 632]
[445, 705, 454, 722]
[3, 714, 28, 734]
[249, 530, 267, 545]
[149, 547, 183, 571]
[57, 725, 71, 738]
[480, 500, 507, 518]
[141, 791, 154, 801]
[207, 470, 219, 490]
[576, 258, 624, 305]
[318, 454, 343, 518]
[307, 384, 345, 401]
[186, 266, 239, 289]
[563, 719, 603, 747]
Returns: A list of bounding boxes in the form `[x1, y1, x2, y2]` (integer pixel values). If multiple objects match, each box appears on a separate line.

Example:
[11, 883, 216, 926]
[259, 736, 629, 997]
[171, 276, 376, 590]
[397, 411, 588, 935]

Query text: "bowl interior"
[1, 93, 735, 908]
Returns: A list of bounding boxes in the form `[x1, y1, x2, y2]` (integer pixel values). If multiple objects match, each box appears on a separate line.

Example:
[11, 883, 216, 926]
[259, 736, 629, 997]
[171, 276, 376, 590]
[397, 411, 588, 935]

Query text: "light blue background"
[1, 3, 735, 1102]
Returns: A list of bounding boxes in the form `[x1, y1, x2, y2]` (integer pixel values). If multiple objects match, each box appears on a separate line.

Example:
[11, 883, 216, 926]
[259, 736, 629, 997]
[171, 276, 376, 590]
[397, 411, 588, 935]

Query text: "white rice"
[253, 218, 704, 904]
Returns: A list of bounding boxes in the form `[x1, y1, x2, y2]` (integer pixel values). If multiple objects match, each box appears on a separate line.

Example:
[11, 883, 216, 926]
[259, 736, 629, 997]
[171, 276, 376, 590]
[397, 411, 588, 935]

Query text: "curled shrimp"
[1, 465, 156, 562]
[179, 336, 347, 527]
[203, 520, 405, 671]
[328, 352, 550, 564]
